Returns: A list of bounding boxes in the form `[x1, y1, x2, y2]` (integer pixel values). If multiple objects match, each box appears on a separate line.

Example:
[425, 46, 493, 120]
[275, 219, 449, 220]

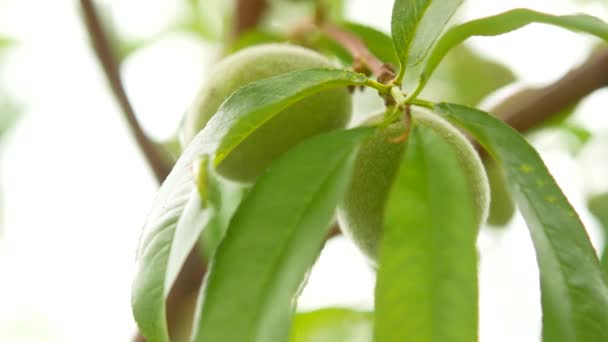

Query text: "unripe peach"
[338, 109, 490, 262]
[182, 43, 352, 183]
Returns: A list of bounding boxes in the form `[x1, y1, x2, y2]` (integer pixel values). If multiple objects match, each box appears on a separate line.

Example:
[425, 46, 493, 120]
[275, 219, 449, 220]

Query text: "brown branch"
[233, 0, 268, 39]
[79, 2, 197, 341]
[320, 24, 394, 82]
[492, 47, 608, 132]
[80, 0, 172, 184]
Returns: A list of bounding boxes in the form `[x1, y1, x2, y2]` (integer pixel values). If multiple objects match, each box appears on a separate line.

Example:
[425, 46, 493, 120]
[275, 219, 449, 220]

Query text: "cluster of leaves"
[131, 1, 608, 341]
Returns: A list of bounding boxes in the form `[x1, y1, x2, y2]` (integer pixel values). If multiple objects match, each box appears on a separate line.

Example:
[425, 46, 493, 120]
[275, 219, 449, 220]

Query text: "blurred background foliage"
[0, 36, 19, 139]
[0, 35, 20, 234]
[290, 308, 372, 342]
[0, 38, 19, 138]
[0, 0, 607, 340]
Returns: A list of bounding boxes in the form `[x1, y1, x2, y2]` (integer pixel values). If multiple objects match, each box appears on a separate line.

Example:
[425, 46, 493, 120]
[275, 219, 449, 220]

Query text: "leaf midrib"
[394, 0, 434, 81]
[404, 1, 433, 67]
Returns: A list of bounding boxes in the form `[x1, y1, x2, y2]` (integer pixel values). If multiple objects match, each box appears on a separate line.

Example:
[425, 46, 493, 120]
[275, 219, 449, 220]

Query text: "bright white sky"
[0, 0, 607, 341]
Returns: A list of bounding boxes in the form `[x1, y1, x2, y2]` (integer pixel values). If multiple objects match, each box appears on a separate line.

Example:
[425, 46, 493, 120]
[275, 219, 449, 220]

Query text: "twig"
[320, 24, 394, 81]
[390, 105, 413, 143]
[79, 1, 189, 340]
[233, 0, 268, 39]
[80, 0, 172, 184]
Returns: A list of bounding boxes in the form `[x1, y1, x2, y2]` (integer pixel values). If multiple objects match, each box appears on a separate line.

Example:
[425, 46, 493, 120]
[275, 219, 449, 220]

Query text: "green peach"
[337, 109, 490, 262]
[485, 159, 516, 226]
[182, 43, 352, 183]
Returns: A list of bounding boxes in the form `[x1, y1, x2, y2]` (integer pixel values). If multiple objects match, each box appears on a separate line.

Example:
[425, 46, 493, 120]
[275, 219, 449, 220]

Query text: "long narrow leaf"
[411, 9, 608, 99]
[375, 123, 478, 342]
[190, 128, 373, 342]
[131, 131, 217, 342]
[198, 178, 248, 260]
[434, 102, 608, 342]
[197, 69, 370, 165]
[391, 0, 463, 82]
[164, 163, 248, 295]
[164, 189, 214, 296]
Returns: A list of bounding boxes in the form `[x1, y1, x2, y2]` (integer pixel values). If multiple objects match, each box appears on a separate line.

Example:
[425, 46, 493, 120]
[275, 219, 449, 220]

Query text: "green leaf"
[228, 29, 284, 53]
[199, 176, 249, 260]
[163, 180, 214, 295]
[290, 308, 373, 342]
[587, 193, 608, 275]
[375, 123, 478, 342]
[341, 22, 399, 67]
[485, 158, 516, 227]
[391, 0, 463, 83]
[190, 127, 373, 342]
[433, 102, 608, 342]
[196, 69, 370, 166]
[131, 132, 218, 342]
[168, 157, 248, 280]
[411, 9, 608, 99]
